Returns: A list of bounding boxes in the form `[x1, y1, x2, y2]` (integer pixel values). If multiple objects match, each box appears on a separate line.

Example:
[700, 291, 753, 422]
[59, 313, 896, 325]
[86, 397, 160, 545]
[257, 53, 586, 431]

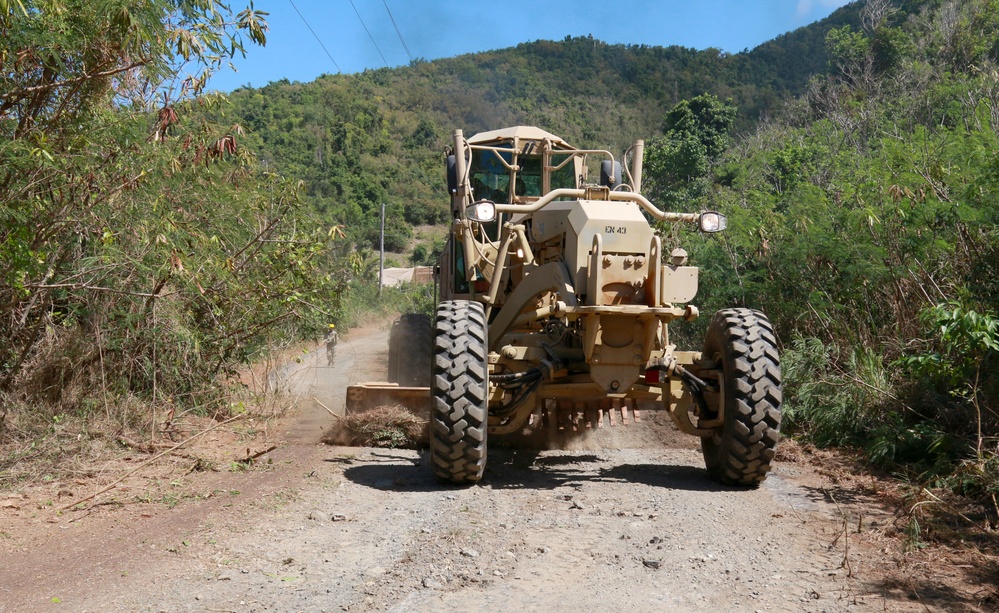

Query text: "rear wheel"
[430, 300, 489, 484]
[701, 308, 782, 487]
[388, 314, 432, 386]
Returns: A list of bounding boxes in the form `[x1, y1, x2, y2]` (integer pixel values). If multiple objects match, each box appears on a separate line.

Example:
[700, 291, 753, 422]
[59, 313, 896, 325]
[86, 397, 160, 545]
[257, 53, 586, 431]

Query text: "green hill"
[220, 2, 862, 253]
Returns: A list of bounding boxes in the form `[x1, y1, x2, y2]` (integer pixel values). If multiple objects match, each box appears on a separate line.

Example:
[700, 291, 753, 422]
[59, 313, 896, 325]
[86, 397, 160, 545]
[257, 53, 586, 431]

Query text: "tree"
[644, 93, 737, 210]
[662, 93, 738, 160]
[0, 0, 267, 137]
[825, 24, 873, 87]
[898, 304, 999, 458]
[0, 2, 346, 421]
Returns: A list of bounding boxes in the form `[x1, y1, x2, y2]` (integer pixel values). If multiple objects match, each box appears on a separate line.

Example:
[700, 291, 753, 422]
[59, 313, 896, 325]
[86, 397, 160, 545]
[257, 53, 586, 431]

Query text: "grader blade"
[345, 382, 431, 415]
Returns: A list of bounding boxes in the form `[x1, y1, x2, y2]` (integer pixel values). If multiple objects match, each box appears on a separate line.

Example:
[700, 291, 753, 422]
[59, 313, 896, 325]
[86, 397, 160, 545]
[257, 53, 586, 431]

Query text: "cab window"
[470, 149, 512, 203]
[516, 156, 542, 197]
[550, 153, 577, 190]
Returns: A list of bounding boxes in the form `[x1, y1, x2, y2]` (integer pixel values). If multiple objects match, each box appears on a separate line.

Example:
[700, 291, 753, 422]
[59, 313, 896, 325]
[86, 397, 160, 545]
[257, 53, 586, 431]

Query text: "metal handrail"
[493, 188, 701, 223]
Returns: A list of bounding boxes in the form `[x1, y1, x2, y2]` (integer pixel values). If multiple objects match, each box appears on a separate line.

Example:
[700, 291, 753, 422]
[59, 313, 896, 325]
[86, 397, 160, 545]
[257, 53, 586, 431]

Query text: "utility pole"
[378, 203, 385, 297]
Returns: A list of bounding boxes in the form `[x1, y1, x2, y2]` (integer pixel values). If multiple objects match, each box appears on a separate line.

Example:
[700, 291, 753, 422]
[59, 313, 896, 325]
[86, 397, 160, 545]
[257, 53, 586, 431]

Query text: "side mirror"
[699, 211, 727, 233]
[446, 155, 457, 193]
[600, 160, 622, 188]
[465, 200, 496, 223]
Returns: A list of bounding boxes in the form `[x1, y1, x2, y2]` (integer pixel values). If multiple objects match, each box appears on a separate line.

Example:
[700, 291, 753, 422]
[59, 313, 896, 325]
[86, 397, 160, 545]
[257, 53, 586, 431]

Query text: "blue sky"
[208, 0, 855, 92]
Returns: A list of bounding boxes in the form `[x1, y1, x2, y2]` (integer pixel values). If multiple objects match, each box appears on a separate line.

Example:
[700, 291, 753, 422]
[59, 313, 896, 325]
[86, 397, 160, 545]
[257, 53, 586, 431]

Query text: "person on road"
[324, 324, 338, 367]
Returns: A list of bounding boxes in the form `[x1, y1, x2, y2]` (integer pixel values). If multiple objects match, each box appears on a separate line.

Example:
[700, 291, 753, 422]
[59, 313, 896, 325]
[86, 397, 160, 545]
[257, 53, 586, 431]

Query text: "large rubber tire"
[430, 300, 489, 484]
[701, 308, 782, 487]
[388, 313, 432, 387]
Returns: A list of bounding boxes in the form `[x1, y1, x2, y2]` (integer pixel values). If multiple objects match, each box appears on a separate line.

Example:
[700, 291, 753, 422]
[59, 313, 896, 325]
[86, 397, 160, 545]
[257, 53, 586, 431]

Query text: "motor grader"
[351, 125, 782, 487]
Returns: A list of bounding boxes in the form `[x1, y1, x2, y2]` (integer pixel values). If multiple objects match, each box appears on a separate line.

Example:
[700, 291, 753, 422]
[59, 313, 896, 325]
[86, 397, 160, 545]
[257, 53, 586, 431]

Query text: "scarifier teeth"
[542, 399, 641, 429]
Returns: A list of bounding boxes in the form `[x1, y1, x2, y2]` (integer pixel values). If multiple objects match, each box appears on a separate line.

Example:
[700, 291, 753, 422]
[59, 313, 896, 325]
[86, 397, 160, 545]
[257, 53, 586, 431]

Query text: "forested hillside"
[219, 3, 861, 254]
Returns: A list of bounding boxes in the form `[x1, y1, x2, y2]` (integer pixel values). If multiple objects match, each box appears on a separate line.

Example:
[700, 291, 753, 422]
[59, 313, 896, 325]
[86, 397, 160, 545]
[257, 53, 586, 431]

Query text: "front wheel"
[429, 300, 489, 484]
[701, 308, 782, 487]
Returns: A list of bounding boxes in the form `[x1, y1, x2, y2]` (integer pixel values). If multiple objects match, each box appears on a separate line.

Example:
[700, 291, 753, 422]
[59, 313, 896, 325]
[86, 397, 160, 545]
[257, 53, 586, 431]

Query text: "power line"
[288, 0, 343, 74]
[348, 0, 390, 69]
[382, 0, 413, 64]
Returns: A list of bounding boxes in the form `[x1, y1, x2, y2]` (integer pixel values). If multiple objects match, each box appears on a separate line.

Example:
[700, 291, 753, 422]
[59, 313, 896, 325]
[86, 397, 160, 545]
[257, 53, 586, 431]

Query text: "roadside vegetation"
[0, 1, 349, 481]
[673, 0, 999, 543]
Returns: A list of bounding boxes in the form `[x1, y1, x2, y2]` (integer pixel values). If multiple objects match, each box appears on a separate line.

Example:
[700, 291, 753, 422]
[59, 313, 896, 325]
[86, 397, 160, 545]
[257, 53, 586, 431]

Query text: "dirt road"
[0, 320, 974, 612]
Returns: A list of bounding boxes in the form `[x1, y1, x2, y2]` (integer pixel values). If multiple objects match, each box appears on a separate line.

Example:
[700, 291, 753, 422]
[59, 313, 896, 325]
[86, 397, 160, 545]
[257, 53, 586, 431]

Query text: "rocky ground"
[1, 319, 994, 612]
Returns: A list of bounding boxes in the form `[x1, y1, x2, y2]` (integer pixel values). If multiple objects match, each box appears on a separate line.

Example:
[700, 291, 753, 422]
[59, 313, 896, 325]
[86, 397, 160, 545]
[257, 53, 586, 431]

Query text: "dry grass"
[10, 326, 102, 415]
[322, 405, 428, 449]
[0, 390, 146, 488]
[0, 383, 288, 491]
[774, 437, 811, 463]
[0, 314, 306, 491]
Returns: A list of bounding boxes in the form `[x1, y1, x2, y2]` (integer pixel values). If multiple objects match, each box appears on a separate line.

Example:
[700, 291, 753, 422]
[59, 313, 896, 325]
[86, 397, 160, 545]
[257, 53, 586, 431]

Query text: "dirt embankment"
[1, 319, 995, 612]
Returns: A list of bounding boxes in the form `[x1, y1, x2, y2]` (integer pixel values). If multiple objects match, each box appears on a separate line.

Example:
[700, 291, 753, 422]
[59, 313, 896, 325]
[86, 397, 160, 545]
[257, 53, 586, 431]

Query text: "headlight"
[466, 200, 496, 223]
[699, 211, 727, 233]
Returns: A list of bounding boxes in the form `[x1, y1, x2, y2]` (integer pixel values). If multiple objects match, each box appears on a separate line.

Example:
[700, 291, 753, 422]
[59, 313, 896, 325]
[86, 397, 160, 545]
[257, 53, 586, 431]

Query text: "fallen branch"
[842, 515, 853, 577]
[116, 434, 175, 453]
[238, 445, 277, 464]
[314, 397, 340, 418]
[63, 414, 245, 511]
[823, 488, 853, 576]
[913, 488, 996, 535]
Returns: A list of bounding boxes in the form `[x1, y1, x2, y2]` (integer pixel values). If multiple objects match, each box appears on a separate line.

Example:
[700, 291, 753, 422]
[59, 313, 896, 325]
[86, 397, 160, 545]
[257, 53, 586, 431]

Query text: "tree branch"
[0, 61, 149, 101]
[21, 282, 166, 298]
[61, 413, 245, 511]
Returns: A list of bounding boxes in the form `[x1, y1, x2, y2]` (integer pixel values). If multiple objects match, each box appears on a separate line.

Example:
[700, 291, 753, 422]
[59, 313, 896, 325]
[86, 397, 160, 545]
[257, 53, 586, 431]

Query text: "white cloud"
[795, 0, 854, 22]
[817, 0, 855, 10]
[795, 0, 813, 20]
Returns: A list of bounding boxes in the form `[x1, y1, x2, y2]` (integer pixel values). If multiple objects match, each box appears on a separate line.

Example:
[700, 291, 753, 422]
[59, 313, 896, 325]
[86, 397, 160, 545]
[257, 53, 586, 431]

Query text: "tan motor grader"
[349, 126, 781, 487]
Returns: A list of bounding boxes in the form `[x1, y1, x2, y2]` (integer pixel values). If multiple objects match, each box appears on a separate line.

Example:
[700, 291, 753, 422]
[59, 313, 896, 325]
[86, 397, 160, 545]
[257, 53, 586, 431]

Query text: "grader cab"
[356, 126, 782, 487]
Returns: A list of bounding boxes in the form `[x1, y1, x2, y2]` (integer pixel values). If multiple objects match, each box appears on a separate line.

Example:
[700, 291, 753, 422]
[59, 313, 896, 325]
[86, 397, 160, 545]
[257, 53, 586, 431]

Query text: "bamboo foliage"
[675, 1, 999, 491]
[0, 2, 345, 420]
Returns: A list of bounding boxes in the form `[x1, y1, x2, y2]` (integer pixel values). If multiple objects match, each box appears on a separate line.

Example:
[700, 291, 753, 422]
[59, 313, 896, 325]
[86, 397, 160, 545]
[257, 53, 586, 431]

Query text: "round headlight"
[699, 211, 727, 233]
[467, 200, 496, 223]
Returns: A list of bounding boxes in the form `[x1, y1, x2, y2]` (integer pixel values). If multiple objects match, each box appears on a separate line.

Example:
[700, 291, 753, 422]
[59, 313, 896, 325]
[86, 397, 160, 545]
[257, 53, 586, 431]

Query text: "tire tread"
[429, 301, 488, 484]
[701, 308, 782, 487]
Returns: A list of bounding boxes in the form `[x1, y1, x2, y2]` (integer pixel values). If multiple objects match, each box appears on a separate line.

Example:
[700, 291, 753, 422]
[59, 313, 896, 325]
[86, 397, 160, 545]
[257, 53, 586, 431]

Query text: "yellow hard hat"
[329, 323, 335, 328]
